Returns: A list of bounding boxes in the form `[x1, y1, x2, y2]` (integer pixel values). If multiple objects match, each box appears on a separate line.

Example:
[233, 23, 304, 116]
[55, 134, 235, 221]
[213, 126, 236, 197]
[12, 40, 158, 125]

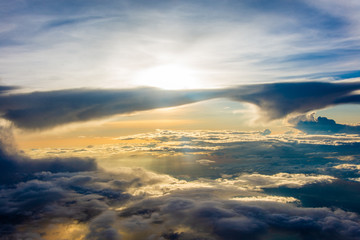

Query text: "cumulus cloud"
[1, 81, 360, 130]
[0, 150, 360, 238]
[111, 129, 360, 178]
[3, 167, 360, 240]
[119, 194, 360, 240]
[2, 126, 360, 239]
[290, 113, 360, 134]
[29, 129, 360, 182]
[86, 211, 121, 240]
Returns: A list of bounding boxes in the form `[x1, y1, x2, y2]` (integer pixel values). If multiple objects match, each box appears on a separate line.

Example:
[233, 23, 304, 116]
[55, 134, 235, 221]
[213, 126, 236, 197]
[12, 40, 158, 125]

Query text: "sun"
[134, 64, 201, 90]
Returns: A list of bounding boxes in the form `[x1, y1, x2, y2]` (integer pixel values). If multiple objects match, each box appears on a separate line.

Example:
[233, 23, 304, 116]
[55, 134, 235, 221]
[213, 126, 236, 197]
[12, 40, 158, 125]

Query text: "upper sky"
[1, 0, 360, 91]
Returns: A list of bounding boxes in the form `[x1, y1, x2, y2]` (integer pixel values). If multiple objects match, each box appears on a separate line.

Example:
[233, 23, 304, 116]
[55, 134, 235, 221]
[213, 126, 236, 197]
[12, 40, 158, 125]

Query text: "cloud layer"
[2, 126, 360, 239]
[1, 81, 360, 129]
[0, 87, 221, 129]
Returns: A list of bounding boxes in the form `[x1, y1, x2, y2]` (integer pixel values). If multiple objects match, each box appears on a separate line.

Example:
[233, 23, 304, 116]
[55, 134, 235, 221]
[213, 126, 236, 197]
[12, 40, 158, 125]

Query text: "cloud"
[259, 129, 271, 136]
[108, 129, 360, 179]
[2, 126, 360, 239]
[86, 211, 121, 240]
[2, 1, 360, 239]
[0, 87, 220, 129]
[231, 196, 299, 203]
[1, 81, 360, 130]
[228, 81, 360, 119]
[196, 159, 216, 166]
[0, 126, 97, 185]
[264, 179, 360, 214]
[291, 113, 360, 134]
[32, 128, 360, 183]
[0, 85, 17, 94]
[119, 194, 360, 240]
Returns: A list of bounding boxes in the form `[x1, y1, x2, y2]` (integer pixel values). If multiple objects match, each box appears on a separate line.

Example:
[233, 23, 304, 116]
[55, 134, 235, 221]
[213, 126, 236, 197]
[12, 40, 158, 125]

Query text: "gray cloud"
[2, 126, 360, 239]
[0, 126, 97, 184]
[0, 85, 18, 94]
[1, 81, 360, 130]
[227, 81, 360, 119]
[119, 195, 360, 240]
[291, 114, 360, 135]
[86, 211, 121, 240]
[0, 87, 221, 129]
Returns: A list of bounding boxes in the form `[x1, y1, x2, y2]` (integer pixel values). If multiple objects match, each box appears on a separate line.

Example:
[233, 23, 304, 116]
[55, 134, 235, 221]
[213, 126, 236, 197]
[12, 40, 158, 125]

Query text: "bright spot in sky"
[134, 64, 201, 90]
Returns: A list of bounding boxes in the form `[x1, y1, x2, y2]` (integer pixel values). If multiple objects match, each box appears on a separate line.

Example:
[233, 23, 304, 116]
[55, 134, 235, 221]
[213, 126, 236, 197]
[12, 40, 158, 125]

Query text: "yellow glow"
[42, 222, 88, 240]
[134, 64, 201, 89]
[15, 119, 195, 149]
[16, 221, 89, 240]
[17, 136, 119, 149]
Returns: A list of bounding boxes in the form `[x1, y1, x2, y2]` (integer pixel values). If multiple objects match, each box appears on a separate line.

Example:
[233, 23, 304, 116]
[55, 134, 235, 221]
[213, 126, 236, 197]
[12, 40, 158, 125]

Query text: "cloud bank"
[1, 81, 360, 130]
[0, 126, 97, 185]
[2, 126, 360, 239]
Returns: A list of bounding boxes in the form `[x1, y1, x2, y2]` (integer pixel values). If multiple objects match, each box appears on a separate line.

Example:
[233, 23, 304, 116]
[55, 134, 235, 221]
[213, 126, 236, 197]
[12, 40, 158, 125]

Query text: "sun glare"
[134, 64, 201, 90]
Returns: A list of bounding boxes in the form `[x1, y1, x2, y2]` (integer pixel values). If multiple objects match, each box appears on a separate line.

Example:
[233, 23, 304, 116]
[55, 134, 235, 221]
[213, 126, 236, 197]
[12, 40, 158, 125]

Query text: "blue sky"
[1, 0, 360, 90]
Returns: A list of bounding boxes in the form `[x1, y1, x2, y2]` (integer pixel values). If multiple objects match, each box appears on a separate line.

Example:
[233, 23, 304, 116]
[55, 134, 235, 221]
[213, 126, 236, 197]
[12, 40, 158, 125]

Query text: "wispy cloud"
[1, 1, 360, 89]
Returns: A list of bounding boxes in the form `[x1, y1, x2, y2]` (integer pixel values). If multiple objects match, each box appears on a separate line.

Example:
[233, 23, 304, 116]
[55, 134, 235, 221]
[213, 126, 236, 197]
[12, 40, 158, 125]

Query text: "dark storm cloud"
[1, 81, 360, 130]
[292, 114, 360, 135]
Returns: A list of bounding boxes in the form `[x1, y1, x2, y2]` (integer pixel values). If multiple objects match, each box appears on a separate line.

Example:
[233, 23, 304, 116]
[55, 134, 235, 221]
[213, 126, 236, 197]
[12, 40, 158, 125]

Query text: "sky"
[1, 0, 360, 239]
